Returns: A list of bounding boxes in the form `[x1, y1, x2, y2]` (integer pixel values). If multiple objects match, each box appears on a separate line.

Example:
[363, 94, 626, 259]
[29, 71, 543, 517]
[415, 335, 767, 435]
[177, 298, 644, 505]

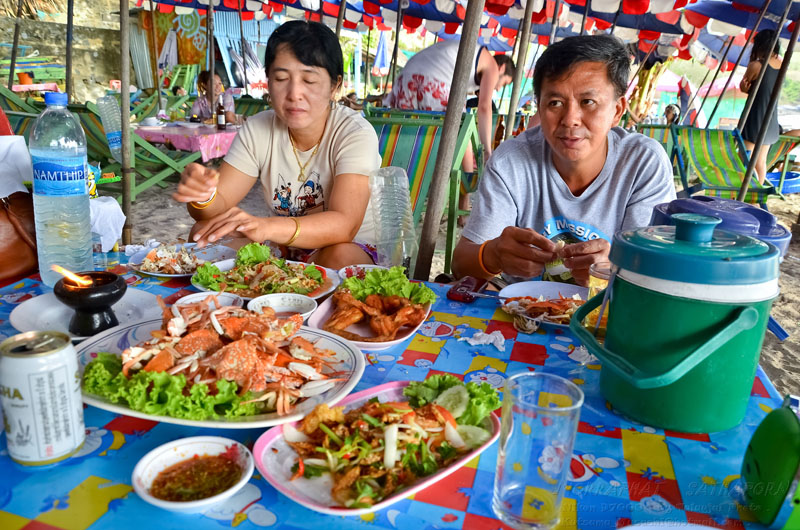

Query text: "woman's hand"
[191, 207, 267, 248]
[172, 162, 219, 204]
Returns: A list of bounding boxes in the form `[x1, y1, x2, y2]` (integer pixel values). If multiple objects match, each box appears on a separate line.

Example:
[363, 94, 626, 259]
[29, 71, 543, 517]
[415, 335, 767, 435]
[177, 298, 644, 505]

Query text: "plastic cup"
[584, 261, 612, 338]
[492, 372, 583, 530]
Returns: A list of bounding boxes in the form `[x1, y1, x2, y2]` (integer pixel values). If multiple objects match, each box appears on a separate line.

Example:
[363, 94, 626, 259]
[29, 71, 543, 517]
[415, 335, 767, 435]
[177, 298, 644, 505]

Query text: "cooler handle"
[570, 292, 760, 389]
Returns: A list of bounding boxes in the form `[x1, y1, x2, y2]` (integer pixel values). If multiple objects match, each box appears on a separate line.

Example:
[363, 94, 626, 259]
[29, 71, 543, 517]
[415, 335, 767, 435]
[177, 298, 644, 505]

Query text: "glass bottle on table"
[216, 95, 226, 130]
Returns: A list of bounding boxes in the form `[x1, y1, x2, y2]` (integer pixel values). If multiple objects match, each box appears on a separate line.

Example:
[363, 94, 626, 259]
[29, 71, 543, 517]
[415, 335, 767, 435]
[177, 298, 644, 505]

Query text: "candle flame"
[51, 265, 93, 287]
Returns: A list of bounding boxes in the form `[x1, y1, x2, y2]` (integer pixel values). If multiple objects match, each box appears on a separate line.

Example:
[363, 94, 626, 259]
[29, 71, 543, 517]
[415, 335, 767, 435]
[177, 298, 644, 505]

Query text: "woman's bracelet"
[284, 217, 301, 246]
[191, 188, 217, 209]
[478, 240, 501, 277]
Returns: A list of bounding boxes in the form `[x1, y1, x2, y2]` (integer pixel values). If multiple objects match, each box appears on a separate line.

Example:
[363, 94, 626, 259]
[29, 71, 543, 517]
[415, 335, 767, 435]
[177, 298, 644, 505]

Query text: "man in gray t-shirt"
[452, 34, 676, 286]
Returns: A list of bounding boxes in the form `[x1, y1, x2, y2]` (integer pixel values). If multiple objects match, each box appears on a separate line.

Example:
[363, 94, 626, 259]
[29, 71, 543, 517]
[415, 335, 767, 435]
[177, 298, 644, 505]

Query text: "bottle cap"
[44, 92, 68, 106]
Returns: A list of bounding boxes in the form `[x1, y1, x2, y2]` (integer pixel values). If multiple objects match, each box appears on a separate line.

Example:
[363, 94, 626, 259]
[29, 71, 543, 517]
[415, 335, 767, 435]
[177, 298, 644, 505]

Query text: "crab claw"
[298, 379, 338, 397]
[288, 362, 324, 380]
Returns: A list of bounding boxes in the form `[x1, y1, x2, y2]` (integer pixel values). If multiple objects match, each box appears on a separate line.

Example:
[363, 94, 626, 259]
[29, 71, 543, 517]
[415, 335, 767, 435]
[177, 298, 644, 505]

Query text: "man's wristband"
[478, 240, 501, 277]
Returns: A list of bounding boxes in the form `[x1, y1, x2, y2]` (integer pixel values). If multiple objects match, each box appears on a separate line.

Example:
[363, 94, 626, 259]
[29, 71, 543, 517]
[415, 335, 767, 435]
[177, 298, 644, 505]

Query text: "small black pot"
[53, 271, 127, 336]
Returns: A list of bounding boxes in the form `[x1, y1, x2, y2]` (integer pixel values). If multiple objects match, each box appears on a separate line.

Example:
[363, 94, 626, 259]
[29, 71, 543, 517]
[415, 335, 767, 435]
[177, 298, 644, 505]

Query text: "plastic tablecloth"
[0, 256, 786, 530]
[134, 125, 238, 162]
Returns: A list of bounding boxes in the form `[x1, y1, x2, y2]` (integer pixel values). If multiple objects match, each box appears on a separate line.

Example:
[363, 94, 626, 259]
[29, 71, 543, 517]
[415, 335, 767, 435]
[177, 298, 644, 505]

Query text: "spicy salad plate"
[76, 317, 364, 429]
[498, 280, 588, 330]
[306, 298, 431, 352]
[253, 380, 501, 516]
[128, 242, 236, 278]
[9, 289, 161, 341]
[190, 259, 340, 301]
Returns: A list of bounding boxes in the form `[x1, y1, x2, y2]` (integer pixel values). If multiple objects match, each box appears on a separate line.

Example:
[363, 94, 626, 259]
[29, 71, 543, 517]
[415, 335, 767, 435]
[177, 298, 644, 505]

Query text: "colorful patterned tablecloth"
[0, 257, 787, 530]
[134, 125, 238, 162]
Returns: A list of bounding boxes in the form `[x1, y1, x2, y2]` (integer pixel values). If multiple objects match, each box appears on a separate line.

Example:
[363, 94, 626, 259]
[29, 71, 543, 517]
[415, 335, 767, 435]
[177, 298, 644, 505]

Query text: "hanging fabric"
[157, 29, 179, 70]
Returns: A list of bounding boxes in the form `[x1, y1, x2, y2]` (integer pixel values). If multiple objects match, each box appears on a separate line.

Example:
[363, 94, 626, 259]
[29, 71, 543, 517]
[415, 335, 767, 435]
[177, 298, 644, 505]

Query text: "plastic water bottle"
[96, 95, 123, 163]
[369, 167, 418, 277]
[30, 92, 93, 287]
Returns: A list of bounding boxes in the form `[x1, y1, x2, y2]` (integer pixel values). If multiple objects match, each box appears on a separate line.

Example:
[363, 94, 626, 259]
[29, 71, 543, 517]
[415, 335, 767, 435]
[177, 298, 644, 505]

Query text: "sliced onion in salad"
[383, 423, 399, 469]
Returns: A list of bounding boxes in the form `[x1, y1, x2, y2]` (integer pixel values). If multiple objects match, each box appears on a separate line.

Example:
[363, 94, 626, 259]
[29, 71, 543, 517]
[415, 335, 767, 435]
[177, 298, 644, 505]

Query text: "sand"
[128, 181, 800, 397]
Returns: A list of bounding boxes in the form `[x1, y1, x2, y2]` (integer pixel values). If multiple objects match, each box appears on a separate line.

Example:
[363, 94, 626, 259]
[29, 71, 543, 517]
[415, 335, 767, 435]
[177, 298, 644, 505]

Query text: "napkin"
[89, 197, 126, 252]
[124, 239, 161, 257]
[0, 136, 33, 198]
[458, 330, 506, 352]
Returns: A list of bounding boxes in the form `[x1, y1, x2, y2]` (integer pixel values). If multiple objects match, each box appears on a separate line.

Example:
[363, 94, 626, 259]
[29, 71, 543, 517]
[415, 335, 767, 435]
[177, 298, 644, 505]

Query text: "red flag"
[622, 0, 649, 15]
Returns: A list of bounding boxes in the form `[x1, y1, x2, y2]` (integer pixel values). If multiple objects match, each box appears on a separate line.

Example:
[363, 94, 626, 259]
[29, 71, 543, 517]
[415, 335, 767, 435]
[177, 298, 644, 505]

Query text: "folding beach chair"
[764, 134, 800, 194]
[636, 124, 693, 194]
[0, 84, 39, 113]
[672, 125, 781, 208]
[365, 106, 482, 273]
[69, 102, 201, 203]
[234, 96, 270, 117]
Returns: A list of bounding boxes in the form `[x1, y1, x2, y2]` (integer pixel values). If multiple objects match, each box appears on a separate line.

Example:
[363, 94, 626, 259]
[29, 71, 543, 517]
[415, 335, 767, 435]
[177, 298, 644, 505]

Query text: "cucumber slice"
[457, 425, 491, 449]
[434, 385, 469, 418]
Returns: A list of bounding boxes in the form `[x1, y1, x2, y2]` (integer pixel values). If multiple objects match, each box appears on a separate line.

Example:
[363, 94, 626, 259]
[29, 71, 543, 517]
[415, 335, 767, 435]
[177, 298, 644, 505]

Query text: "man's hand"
[557, 239, 611, 286]
[484, 227, 557, 278]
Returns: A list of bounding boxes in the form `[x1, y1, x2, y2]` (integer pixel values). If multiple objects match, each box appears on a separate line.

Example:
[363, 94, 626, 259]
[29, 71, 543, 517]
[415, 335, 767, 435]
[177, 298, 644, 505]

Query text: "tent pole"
[415, 0, 486, 280]
[692, 36, 734, 126]
[610, 3, 622, 33]
[505, 0, 536, 140]
[207, 2, 216, 109]
[549, 0, 563, 44]
[387, 6, 404, 93]
[148, 0, 163, 110]
[738, 10, 800, 200]
[7, 0, 24, 90]
[120, 0, 132, 246]
[738, 0, 791, 129]
[237, 0, 248, 96]
[705, 1, 770, 128]
[66, 0, 74, 101]
[364, 26, 372, 98]
[335, 0, 347, 37]
[580, 0, 591, 36]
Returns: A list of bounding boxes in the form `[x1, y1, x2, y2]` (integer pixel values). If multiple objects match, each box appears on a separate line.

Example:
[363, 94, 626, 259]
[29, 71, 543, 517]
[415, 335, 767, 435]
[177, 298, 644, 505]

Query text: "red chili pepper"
[341, 453, 352, 460]
[212, 274, 219, 278]
[356, 420, 368, 430]
[290, 458, 304, 481]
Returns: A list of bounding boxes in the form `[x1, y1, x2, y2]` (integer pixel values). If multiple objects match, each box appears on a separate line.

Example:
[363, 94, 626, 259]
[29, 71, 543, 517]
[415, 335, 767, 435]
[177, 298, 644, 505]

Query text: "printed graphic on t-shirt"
[540, 216, 609, 283]
[272, 172, 325, 217]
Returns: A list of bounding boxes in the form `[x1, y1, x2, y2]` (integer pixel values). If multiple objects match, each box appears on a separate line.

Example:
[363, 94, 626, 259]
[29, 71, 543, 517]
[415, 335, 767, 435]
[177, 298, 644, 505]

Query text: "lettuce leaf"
[194, 262, 223, 290]
[82, 354, 260, 420]
[304, 264, 322, 283]
[341, 266, 436, 304]
[235, 242, 272, 267]
[403, 374, 501, 426]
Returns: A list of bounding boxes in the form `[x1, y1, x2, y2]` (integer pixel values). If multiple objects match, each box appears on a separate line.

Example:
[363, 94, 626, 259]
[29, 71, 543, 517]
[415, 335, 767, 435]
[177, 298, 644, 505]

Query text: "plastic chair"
[672, 125, 781, 208]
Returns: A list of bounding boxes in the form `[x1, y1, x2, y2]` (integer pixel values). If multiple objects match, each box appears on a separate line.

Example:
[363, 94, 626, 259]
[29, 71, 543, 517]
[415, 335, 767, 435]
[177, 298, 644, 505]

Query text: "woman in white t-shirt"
[173, 21, 381, 269]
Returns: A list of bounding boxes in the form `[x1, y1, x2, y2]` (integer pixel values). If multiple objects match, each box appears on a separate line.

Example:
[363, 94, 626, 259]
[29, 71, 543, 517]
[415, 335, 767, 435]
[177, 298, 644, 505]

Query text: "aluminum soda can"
[0, 331, 85, 465]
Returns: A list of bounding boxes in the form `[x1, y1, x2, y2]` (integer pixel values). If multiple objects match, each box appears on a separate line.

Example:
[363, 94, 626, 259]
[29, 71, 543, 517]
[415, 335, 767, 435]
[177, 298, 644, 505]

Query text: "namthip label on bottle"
[31, 155, 88, 196]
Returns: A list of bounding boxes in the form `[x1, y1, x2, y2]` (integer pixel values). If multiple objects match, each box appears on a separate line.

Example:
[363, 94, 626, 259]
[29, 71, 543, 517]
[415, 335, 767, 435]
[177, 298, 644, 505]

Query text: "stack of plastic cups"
[369, 167, 418, 277]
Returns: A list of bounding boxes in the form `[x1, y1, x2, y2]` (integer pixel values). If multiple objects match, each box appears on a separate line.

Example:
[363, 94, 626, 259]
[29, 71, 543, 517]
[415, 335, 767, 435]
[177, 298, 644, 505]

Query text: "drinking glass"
[492, 372, 583, 529]
[584, 261, 612, 339]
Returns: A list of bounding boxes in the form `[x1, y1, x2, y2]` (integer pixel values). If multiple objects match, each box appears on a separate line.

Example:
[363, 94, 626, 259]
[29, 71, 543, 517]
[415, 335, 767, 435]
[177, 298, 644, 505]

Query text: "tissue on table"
[124, 239, 161, 256]
[458, 330, 506, 352]
[89, 197, 126, 252]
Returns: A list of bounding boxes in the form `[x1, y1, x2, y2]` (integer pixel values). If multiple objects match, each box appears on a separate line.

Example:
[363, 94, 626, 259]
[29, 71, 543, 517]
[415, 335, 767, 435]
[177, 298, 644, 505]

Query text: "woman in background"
[190, 70, 237, 124]
[739, 29, 782, 184]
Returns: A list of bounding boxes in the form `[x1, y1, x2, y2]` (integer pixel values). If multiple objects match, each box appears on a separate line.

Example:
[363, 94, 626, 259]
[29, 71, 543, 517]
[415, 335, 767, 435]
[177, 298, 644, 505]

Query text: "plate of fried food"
[129, 242, 235, 278]
[306, 266, 436, 351]
[498, 280, 588, 332]
[191, 242, 339, 301]
[77, 294, 364, 429]
[253, 375, 501, 515]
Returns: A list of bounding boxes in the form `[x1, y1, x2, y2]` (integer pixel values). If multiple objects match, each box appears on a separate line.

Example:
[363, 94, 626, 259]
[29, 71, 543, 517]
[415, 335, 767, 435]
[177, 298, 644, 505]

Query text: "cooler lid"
[611, 214, 780, 285]
[663, 196, 784, 237]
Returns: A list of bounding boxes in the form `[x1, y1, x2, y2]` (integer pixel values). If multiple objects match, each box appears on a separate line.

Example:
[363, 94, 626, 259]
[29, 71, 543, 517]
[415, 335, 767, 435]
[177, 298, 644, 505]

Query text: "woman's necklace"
[289, 132, 321, 183]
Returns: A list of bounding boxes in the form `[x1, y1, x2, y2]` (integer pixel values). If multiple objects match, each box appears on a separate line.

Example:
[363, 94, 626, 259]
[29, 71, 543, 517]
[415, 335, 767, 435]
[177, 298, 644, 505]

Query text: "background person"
[172, 20, 381, 269]
[451, 34, 676, 286]
[739, 29, 782, 184]
[664, 103, 681, 125]
[190, 70, 237, 124]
